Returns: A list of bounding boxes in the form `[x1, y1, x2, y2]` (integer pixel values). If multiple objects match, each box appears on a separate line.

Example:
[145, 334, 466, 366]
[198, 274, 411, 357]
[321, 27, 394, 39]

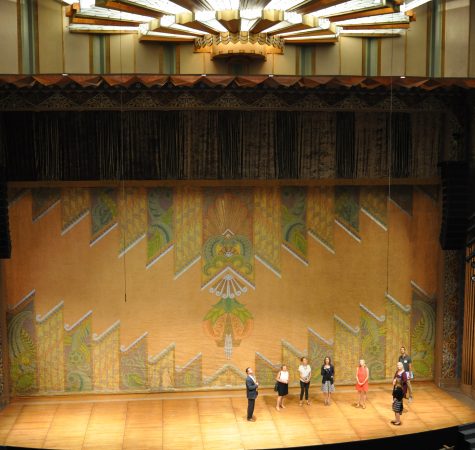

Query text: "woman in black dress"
[275, 364, 289, 411]
[321, 356, 335, 405]
[392, 378, 404, 425]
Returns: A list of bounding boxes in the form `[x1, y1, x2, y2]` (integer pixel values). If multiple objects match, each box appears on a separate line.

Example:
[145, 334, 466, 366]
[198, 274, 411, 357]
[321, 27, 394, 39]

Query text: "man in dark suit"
[245, 367, 258, 422]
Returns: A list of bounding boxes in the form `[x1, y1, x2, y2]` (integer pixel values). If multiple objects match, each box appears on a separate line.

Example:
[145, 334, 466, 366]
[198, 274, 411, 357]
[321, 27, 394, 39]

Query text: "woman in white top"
[275, 364, 289, 411]
[298, 357, 312, 406]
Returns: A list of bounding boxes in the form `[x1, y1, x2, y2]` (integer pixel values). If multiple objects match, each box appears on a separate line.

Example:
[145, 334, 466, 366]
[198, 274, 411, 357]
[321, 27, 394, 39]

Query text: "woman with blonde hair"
[275, 364, 289, 411]
[393, 361, 408, 398]
[354, 359, 369, 409]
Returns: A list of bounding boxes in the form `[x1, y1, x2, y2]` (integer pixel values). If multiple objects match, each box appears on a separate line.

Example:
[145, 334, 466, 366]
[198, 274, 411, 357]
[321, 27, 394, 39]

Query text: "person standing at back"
[245, 367, 258, 422]
[398, 346, 413, 402]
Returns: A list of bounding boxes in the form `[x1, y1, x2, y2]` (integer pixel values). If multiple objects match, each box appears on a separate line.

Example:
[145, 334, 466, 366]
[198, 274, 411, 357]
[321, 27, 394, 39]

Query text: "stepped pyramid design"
[7, 286, 435, 396]
[6, 185, 439, 395]
[7, 291, 247, 396]
[256, 285, 435, 386]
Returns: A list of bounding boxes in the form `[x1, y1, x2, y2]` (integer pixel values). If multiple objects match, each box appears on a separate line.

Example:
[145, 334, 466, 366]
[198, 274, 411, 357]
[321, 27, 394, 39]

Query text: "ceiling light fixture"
[264, 0, 304, 11]
[401, 0, 432, 12]
[207, 0, 240, 11]
[335, 12, 409, 26]
[309, 0, 386, 17]
[69, 23, 140, 32]
[284, 33, 337, 41]
[76, 6, 153, 22]
[339, 28, 405, 35]
[125, 0, 188, 15]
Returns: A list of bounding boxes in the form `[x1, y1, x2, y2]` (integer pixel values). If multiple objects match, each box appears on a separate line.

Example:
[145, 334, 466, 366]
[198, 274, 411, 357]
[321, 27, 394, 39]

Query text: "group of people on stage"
[245, 346, 414, 425]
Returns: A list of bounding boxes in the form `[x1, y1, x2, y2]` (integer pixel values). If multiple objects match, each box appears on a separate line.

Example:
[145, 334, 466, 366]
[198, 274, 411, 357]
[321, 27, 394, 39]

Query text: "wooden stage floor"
[0, 382, 474, 449]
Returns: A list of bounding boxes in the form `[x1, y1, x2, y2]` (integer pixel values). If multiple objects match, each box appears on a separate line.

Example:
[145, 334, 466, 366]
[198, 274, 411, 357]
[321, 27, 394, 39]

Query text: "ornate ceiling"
[63, 0, 430, 49]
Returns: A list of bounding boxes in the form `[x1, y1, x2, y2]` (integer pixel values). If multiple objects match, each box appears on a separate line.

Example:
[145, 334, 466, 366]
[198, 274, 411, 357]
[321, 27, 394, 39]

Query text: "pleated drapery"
[0, 109, 443, 181]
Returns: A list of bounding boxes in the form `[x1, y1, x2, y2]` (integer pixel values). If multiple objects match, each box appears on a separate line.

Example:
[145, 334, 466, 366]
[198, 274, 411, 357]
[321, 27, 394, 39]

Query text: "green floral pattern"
[147, 188, 173, 264]
[8, 301, 37, 395]
[335, 186, 360, 235]
[120, 336, 148, 390]
[411, 289, 436, 378]
[64, 316, 92, 392]
[281, 187, 307, 261]
[90, 188, 117, 244]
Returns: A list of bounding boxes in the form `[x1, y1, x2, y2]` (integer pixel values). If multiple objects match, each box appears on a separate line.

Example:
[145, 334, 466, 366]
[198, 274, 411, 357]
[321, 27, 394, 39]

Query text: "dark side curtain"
[0, 110, 443, 181]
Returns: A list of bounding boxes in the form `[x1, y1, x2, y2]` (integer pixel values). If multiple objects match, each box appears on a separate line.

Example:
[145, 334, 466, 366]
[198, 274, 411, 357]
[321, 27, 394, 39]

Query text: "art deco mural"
[5, 184, 440, 395]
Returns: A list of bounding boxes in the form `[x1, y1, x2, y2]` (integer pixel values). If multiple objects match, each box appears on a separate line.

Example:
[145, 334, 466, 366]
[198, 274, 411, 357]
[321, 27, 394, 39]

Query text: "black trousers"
[300, 381, 310, 400]
[247, 398, 255, 419]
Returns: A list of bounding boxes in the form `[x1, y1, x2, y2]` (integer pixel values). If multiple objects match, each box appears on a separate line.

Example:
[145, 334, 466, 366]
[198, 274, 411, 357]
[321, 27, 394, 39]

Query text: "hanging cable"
[386, 25, 396, 295]
[119, 16, 127, 303]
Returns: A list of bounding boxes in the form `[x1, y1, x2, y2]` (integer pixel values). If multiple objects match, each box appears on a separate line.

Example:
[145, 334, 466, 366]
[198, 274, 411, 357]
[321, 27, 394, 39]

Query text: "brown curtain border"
[1, 75, 475, 91]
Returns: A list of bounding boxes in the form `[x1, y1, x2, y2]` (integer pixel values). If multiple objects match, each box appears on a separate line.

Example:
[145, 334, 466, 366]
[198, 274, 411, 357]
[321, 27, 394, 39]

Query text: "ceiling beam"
[268, 13, 318, 35]
[117, 0, 185, 15]
[328, 7, 395, 22]
[70, 16, 140, 26]
[217, 10, 241, 33]
[139, 34, 194, 41]
[170, 0, 210, 12]
[239, 0, 270, 9]
[340, 23, 409, 29]
[176, 12, 221, 33]
[268, 22, 312, 34]
[250, 9, 283, 33]
[70, 27, 138, 33]
[148, 18, 202, 35]
[289, 0, 347, 15]
[94, 0, 162, 17]
[280, 27, 335, 37]
[285, 36, 337, 43]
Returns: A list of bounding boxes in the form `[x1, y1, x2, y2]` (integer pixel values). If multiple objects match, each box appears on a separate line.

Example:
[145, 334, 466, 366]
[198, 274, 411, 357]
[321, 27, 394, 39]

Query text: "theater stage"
[0, 382, 473, 449]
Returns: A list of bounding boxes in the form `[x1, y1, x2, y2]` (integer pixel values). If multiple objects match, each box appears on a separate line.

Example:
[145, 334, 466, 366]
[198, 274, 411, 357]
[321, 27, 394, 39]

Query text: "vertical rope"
[119, 17, 127, 303]
[386, 27, 395, 295]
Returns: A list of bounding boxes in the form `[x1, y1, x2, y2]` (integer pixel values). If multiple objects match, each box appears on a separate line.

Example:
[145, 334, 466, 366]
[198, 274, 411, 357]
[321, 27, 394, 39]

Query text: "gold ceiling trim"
[194, 32, 283, 60]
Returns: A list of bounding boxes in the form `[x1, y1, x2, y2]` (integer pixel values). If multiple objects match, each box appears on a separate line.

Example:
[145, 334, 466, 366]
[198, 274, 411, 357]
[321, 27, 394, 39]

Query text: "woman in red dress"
[354, 359, 369, 409]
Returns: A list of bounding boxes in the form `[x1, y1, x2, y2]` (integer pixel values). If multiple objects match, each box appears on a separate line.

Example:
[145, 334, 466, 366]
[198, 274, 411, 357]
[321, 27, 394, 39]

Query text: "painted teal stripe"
[163, 43, 176, 74]
[365, 38, 378, 76]
[300, 46, 312, 75]
[20, 0, 37, 74]
[429, 0, 443, 77]
[92, 36, 106, 74]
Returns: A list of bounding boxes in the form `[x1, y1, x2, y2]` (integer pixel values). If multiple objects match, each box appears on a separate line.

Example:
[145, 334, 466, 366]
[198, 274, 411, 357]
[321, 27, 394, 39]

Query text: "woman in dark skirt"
[393, 361, 408, 398]
[321, 356, 335, 405]
[275, 364, 289, 411]
[392, 378, 404, 425]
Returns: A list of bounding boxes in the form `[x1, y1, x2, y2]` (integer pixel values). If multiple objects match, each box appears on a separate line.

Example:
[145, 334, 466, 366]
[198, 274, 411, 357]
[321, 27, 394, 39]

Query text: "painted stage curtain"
[0, 110, 441, 181]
